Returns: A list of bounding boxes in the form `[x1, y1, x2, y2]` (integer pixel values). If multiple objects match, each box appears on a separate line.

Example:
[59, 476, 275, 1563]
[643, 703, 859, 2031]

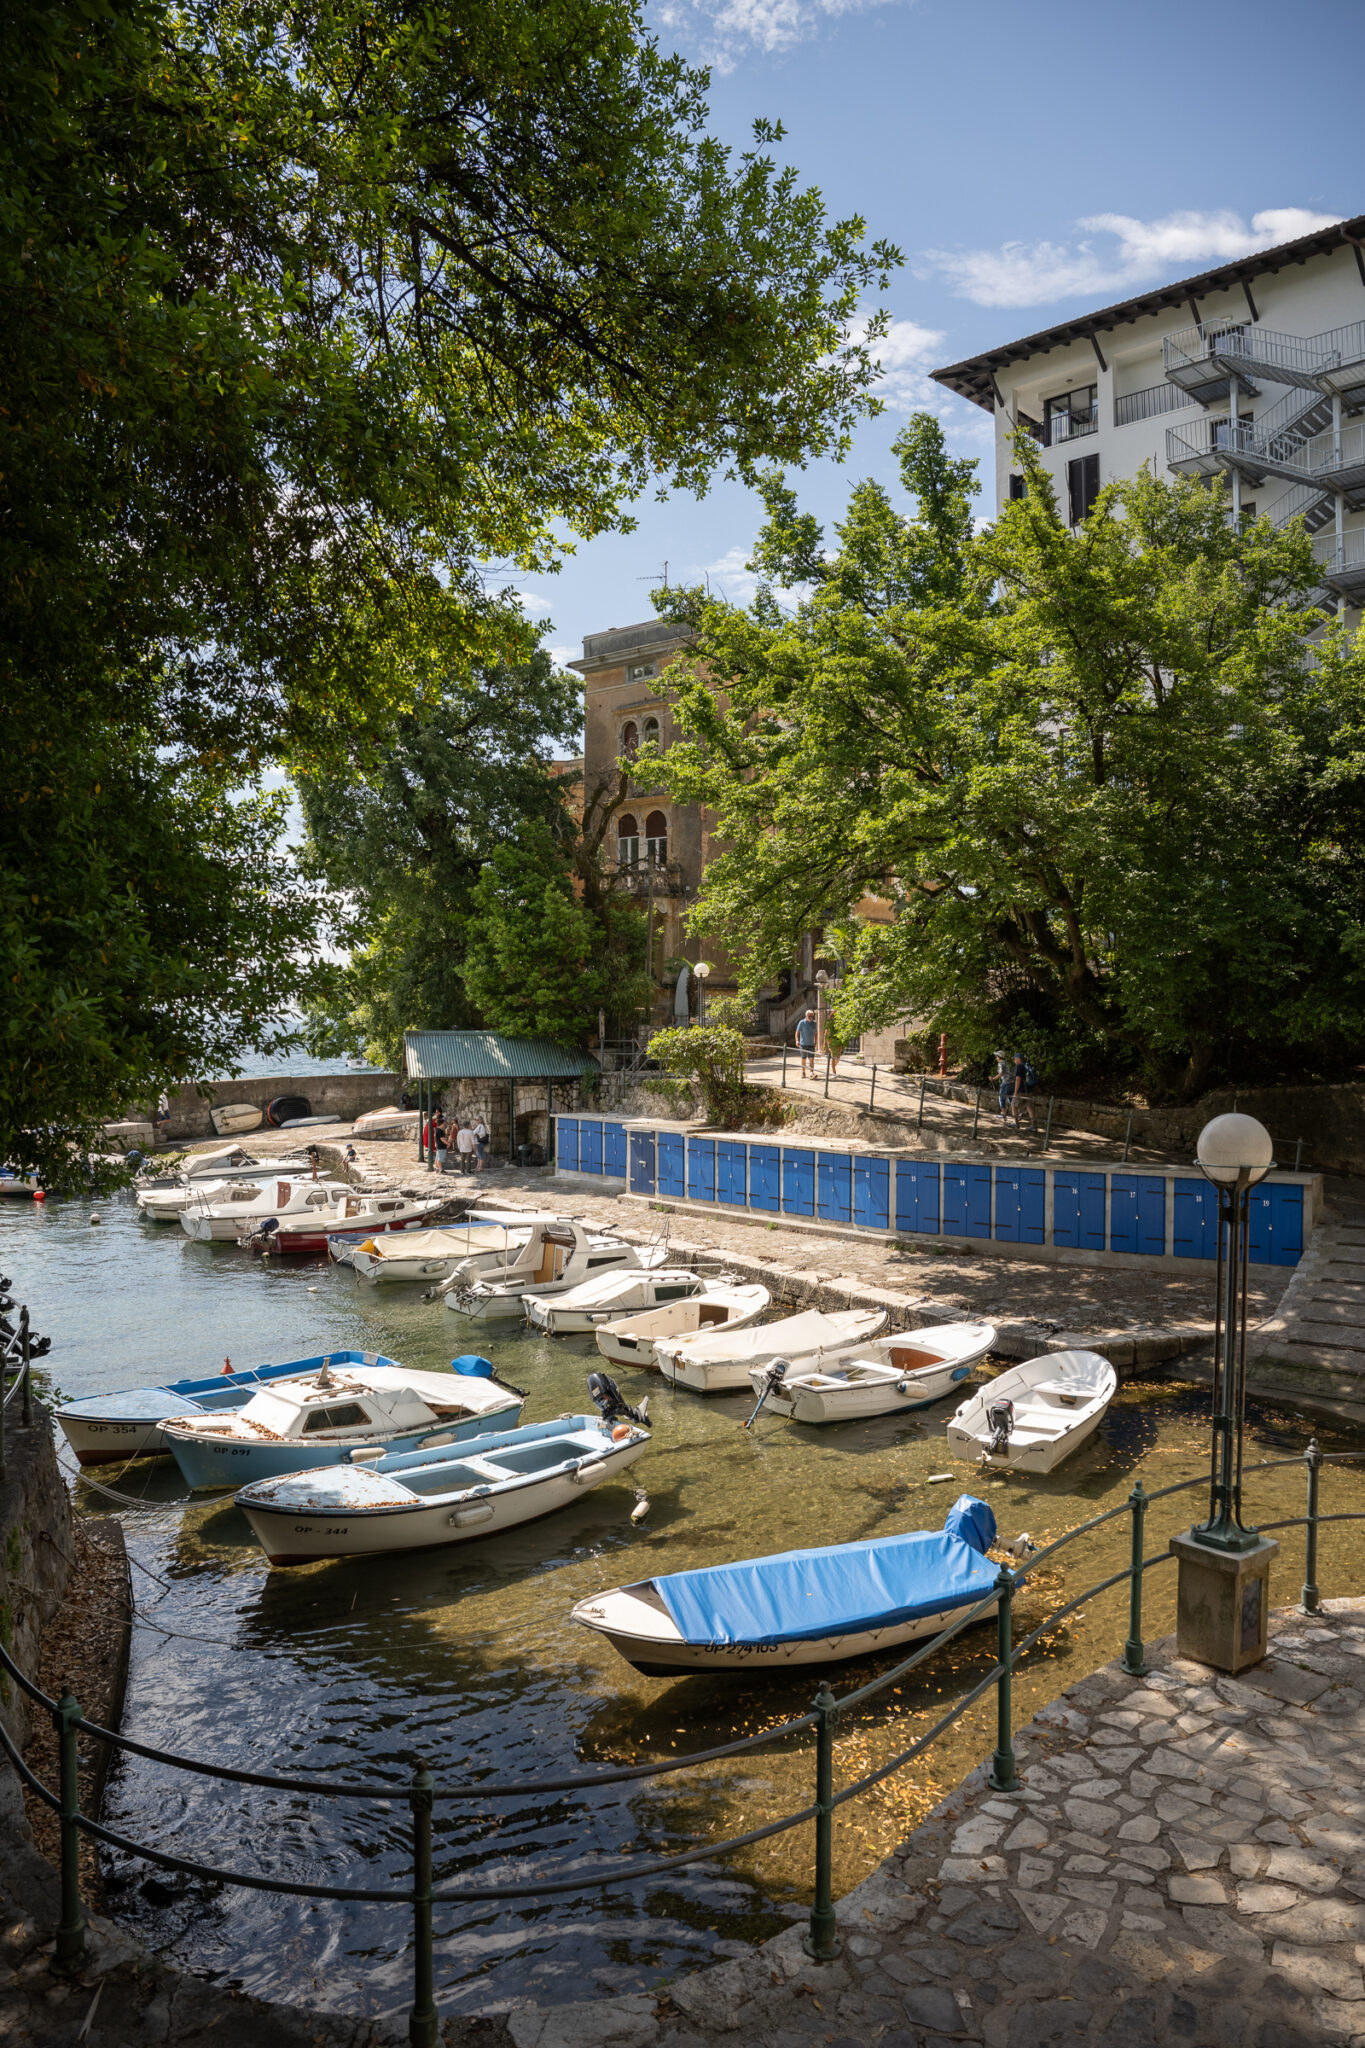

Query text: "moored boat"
[571, 1493, 1000, 1675]
[349, 1223, 533, 1285]
[747, 1322, 996, 1426]
[654, 1307, 887, 1395]
[444, 1219, 645, 1322]
[245, 1188, 447, 1254]
[595, 1283, 771, 1370]
[525, 1267, 703, 1335]
[945, 1349, 1116, 1473]
[162, 1356, 525, 1490]
[179, 1175, 354, 1242]
[235, 1409, 651, 1568]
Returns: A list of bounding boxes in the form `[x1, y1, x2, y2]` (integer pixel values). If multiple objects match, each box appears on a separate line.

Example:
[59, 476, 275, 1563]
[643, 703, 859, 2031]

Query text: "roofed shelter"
[402, 1031, 598, 1169]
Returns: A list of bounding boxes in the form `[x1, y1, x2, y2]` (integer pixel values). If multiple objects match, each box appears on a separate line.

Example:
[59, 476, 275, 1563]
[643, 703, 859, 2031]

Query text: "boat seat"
[1031, 1382, 1086, 1403]
[885, 1347, 942, 1371]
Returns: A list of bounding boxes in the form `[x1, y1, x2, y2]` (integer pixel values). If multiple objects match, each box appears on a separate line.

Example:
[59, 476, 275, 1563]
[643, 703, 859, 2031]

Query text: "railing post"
[823, 1054, 831, 1100]
[868, 1063, 877, 1114]
[781, 1044, 788, 1089]
[1301, 1439, 1322, 1616]
[53, 1688, 85, 1971]
[1124, 1482, 1149, 1675]
[802, 1684, 841, 1962]
[988, 1569, 1018, 1793]
[1042, 1096, 1055, 1154]
[20, 1307, 32, 1429]
[917, 1073, 926, 1131]
[972, 1087, 981, 1141]
[408, 1766, 437, 2048]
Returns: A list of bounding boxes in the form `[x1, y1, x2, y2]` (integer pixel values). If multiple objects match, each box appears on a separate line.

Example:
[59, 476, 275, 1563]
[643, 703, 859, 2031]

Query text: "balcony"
[1046, 405, 1098, 446]
[1114, 382, 1196, 428]
[1312, 527, 1365, 604]
[1163, 318, 1365, 409]
[613, 854, 691, 900]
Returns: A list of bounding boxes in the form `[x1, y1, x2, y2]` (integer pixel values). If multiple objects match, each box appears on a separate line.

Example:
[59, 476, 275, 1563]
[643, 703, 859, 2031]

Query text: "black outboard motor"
[587, 1371, 649, 1429]
[743, 1356, 791, 1431]
[986, 1397, 1015, 1457]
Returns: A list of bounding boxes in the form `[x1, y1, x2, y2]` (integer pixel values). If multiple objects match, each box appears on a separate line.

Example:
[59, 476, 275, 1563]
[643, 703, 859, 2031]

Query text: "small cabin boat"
[572, 1494, 1000, 1675]
[595, 1283, 771, 1370]
[946, 1349, 1116, 1474]
[162, 1357, 525, 1490]
[654, 1307, 887, 1395]
[56, 1349, 393, 1467]
[244, 1188, 446, 1254]
[0, 1167, 41, 1198]
[525, 1268, 703, 1335]
[235, 1411, 651, 1567]
[349, 1223, 533, 1286]
[134, 1146, 302, 1221]
[178, 1176, 354, 1242]
[748, 1322, 996, 1426]
[445, 1220, 644, 1322]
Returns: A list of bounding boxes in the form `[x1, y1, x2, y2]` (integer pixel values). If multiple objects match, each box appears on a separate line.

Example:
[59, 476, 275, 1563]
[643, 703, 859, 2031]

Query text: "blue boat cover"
[655, 1498, 999, 1647]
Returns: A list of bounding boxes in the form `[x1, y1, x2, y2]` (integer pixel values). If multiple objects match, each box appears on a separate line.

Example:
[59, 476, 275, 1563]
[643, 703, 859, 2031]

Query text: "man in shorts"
[795, 1009, 818, 1079]
[1010, 1049, 1038, 1130]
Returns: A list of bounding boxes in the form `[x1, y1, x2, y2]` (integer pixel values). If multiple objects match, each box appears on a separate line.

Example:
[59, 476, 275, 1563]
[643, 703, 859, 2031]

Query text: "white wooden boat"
[350, 1223, 533, 1285]
[595, 1283, 771, 1370]
[444, 1220, 644, 1322]
[946, 1349, 1116, 1473]
[571, 1494, 999, 1675]
[747, 1322, 996, 1426]
[210, 1103, 263, 1136]
[0, 1168, 40, 1197]
[352, 1107, 419, 1137]
[178, 1176, 355, 1242]
[236, 1410, 651, 1568]
[244, 1188, 447, 1254]
[134, 1146, 303, 1221]
[163, 1357, 525, 1489]
[655, 1307, 887, 1395]
[525, 1268, 703, 1335]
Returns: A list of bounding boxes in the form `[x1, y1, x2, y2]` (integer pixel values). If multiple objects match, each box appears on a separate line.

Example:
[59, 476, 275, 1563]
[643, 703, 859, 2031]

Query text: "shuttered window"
[1067, 453, 1100, 525]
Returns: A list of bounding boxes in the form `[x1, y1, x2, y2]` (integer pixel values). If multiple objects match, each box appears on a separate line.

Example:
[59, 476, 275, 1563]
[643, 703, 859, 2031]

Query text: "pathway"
[1256, 1196, 1365, 1387]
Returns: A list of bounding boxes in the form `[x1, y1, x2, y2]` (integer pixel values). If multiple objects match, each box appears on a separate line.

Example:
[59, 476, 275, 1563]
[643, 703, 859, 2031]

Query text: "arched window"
[644, 811, 667, 864]
[643, 715, 661, 747]
[617, 813, 640, 868]
[620, 721, 639, 758]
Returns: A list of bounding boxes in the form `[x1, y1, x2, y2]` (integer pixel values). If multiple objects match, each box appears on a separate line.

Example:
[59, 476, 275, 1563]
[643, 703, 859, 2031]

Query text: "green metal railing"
[0, 1437, 1360, 2041]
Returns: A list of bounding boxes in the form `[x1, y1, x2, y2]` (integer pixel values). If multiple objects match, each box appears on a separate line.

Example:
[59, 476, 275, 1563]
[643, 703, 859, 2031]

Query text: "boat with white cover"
[350, 1223, 533, 1285]
[747, 1322, 996, 1426]
[56, 1348, 396, 1467]
[235, 1410, 651, 1567]
[134, 1148, 308, 1221]
[244, 1187, 447, 1254]
[178, 1175, 355, 1242]
[595, 1283, 771, 1370]
[162, 1356, 525, 1489]
[654, 1307, 887, 1395]
[571, 1494, 1000, 1675]
[444, 1219, 646, 1322]
[946, 1349, 1116, 1473]
[525, 1268, 704, 1334]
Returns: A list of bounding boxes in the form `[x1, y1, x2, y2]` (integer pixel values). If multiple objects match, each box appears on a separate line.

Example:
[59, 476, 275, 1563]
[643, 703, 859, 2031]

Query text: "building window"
[1067, 453, 1100, 526]
[617, 814, 640, 867]
[645, 811, 667, 863]
[627, 662, 657, 682]
[642, 715, 661, 746]
[1008, 474, 1027, 501]
[1045, 385, 1098, 446]
[620, 721, 639, 758]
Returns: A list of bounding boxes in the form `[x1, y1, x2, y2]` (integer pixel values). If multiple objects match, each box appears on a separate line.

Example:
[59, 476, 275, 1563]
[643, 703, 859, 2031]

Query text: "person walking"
[826, 1023, 843, 1078]
[993, 1050, 1012, 1122]
[794, 1009, 818, 1080]
[1010, 1049, 1038, 1131]
[433, 1112, 448, 1174]
[472, 1115, 490, 1171]
[455, 1121, 478, 1174]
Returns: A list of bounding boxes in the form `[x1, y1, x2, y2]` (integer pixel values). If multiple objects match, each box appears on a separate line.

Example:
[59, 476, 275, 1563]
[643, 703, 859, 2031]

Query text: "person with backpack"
[1010, 1049, 1038, 1130]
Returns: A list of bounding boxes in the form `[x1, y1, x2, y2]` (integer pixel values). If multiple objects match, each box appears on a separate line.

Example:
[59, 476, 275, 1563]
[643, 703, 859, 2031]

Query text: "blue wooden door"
[748, 1145, 781, 1212]
[629, 1131, 655, 1194]
[1173, 1179, 1217, 1259]
[1248, 1183, 1304, 1266]
[854, 1158, 890, 1230]
[604, 1122, 627, 1178]
[994, 1168, 1044, 1244]
[579, 1120, 603, 1175]
[717, 1140, 747, 1207]
[557, 1117, 580, 1172]
[818, 1153, 852, 1224]
[657, 1132, 685, 1200]
[943, 1163, 991, 1239]
[1054, 1172, 1105, 1250]
[895, 1160, 939, 1235]
[687, 1137, 715, 1203]
[1111, 1175, 1165, 1256]
[783, 1148, 815, 1217]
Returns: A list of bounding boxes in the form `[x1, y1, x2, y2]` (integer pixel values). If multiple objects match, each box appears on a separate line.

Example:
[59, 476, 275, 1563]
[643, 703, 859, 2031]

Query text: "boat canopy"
[654, 1499, 998, 1646]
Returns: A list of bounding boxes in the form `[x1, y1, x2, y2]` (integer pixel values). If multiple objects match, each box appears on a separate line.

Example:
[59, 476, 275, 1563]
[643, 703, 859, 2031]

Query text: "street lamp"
[1191, 1112, 1273, 1552]
[814, 968, 828, 1055]
[693, 960, 711, 1028]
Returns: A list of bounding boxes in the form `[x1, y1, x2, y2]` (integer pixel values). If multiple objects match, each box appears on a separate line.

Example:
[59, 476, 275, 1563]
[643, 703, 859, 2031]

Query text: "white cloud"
[544, 643, 579, 671]
[856, 316, 946, 411]
[699, 545, 765, 606]
[656, 0, 904, 70]
[921, 205, 1343, 310]
[513, 588, 555, 616]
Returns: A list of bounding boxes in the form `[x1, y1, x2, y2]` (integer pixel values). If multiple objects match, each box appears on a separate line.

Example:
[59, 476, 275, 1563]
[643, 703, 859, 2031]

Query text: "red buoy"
[33, 1189, 45, 1202]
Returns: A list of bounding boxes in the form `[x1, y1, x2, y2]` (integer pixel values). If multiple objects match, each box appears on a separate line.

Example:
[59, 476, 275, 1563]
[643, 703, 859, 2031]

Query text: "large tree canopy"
[2, 0, 897, 1181]
[650, 421, 1365, 1099]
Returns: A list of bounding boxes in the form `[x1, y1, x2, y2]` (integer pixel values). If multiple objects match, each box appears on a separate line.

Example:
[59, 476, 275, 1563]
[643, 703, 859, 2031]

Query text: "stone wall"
[160, 1071, 402, 1142]
[0, 1406, 74, 1763]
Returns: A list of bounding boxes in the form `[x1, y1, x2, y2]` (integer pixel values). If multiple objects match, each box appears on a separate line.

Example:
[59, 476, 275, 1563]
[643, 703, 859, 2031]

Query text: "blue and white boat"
[572, 1495, 1001, 1675]
[161, 1356, 526, 1490]
[235, 1409, 651, 1568]
[57, 1351, 392, 1468]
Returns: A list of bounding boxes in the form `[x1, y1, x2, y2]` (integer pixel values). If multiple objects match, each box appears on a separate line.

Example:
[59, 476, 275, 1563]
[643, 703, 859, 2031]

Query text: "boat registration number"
[291, 1524, 350, 1535]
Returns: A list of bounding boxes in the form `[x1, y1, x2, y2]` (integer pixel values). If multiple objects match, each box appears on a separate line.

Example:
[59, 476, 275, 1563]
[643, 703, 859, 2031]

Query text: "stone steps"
[1252, 1219, 1365, 1376]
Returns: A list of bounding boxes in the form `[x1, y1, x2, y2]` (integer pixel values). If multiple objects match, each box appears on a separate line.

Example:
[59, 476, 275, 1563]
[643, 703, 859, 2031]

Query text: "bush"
[645, 1024, 793, 1129]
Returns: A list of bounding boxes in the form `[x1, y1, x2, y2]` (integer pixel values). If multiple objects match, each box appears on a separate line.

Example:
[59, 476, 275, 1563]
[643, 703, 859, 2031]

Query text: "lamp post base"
[1170, 1529, 1278, 1674]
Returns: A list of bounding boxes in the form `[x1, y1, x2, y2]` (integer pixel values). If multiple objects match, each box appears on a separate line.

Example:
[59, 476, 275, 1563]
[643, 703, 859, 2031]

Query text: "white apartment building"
[931, 211, 1365, 614]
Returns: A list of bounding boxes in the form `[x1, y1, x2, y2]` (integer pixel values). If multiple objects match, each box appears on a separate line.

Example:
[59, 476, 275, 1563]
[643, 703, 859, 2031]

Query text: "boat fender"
[449, 1501, 495, 1526]
[951, 1365, 971, 1380]
[610, 1423, 634, 1442]
[569, 1460, 610, 1488]
[894, 1381, 908, 1397]
[452, 1355, 494, 1378]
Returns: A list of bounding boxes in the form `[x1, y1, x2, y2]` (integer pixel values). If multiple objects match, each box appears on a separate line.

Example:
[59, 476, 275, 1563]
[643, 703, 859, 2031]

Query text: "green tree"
[649, 420, 1365, 1099]
[2, 0, 897, 1171]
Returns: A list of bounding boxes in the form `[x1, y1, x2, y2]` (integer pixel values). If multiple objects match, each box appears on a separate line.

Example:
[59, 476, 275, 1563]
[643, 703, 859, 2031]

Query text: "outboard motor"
[985, 1397, 1015, 1458]
[743, 1356, 791, 1432]
[587, 1371, 649, 1429]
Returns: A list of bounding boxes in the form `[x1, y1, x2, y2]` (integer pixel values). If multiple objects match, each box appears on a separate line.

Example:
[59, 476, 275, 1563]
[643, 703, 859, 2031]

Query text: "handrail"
[3, 1412, 1362, 2034]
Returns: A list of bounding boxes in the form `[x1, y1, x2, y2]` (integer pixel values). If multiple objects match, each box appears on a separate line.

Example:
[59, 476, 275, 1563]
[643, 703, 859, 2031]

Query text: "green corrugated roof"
[403, 1031, 598, 1081]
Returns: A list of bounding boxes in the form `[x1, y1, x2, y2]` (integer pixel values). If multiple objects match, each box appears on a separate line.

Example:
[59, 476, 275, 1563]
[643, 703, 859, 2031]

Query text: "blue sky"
[514, 0, 1363, 676]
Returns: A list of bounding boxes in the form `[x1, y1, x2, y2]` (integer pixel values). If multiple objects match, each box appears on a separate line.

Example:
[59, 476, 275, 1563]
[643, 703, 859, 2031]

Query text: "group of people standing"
[424, 1111, 491, 1173]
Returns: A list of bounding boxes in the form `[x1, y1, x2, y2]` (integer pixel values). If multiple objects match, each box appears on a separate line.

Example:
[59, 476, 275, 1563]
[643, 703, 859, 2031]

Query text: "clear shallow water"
[5, 1191, 1365, 2018]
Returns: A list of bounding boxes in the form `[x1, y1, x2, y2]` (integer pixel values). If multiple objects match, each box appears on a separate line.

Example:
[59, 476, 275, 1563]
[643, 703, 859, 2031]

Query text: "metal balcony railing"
[1045, 405, 1098, 445]
[1312, 527, 1365, 597]
[1113, 382, 1195, 427]
[1164, 320, 1338, 383]
[613, 854, 690, 899]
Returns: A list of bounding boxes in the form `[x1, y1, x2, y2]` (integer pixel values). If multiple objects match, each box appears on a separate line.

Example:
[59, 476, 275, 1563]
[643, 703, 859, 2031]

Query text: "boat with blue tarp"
[571, 1494, 1001, 1674]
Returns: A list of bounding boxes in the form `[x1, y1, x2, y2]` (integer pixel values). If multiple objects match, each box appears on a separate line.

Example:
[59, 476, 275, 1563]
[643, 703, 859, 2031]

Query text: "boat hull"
[763, 1359, 974, 1424]
[57, 1354, 387, 1466]
[166, 1395, 524, 1490]
[573, 1596, 997, 1676]
[239, 1434, 648, 1565]
[945, 1408, 1105, 1474]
